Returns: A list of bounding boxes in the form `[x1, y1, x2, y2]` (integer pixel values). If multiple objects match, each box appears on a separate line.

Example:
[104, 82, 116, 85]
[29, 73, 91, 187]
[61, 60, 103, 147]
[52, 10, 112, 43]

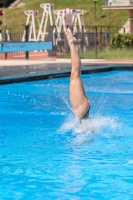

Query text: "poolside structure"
[37, 3, 54, 41]
[22, 10, 40, 42]
[102, 0, 133, 33]
[22, 3, 87, 43]
[0, 10, 10, 41]
[53, 8, 88, 46]
[53, 8, 87, 34]
[22, 3, 88, 53]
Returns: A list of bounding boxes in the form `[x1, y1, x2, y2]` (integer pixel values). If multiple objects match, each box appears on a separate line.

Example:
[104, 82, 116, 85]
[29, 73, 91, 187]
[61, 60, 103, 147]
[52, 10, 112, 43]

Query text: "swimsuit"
[78, 105, 90, 124]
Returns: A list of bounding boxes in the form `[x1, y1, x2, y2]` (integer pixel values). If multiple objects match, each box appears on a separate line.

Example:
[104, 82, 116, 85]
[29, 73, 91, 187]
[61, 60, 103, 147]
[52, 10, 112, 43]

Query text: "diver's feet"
[65, 27, 77, 45]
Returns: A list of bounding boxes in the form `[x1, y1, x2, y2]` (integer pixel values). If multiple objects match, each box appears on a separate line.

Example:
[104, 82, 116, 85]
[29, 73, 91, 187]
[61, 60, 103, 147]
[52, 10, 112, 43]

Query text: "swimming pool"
[0, 69, 133, 199]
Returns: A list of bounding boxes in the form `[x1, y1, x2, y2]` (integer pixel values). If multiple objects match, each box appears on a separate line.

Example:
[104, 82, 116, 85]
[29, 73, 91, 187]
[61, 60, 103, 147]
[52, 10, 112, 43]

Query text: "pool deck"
[0, 58, 133, 84]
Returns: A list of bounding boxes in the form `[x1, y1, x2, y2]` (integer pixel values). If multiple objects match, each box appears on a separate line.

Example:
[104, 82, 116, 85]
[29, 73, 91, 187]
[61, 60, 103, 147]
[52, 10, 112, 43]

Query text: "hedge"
[112, 33, 133, 48]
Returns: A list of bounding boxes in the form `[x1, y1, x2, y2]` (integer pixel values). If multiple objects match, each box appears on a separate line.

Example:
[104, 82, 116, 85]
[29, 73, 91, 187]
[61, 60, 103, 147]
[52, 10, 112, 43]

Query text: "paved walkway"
[1, 58, 133, 66]
[0, 58, 133, 84]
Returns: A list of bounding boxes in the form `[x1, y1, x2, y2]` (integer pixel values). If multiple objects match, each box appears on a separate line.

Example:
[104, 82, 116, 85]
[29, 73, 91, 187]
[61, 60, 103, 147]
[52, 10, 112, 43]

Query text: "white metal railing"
[105, 0, 133, 6]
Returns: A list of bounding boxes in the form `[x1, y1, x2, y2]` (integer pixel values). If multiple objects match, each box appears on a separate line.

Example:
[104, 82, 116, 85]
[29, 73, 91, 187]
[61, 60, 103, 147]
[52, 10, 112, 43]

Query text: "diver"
[65, 27, 90, 120]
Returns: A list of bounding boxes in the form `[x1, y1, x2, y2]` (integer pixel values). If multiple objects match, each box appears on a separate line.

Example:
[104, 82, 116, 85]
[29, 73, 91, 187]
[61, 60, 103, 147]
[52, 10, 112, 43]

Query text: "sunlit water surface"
[0, 70, 133, 199]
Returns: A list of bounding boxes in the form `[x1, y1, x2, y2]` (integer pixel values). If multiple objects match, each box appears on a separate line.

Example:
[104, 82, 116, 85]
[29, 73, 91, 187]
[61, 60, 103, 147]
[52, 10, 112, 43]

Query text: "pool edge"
[0, 63, 133, 85]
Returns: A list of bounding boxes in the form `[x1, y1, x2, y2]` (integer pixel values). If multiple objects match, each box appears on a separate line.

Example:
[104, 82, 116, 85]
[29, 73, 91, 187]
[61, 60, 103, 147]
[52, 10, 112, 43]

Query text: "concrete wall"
[107, 0, 133, 6]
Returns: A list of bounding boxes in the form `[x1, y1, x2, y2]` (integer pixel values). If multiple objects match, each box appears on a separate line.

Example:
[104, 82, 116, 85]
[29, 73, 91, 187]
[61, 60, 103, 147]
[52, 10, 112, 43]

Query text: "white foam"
[128, 160, 133, 164]
[58, 115, 119, 145]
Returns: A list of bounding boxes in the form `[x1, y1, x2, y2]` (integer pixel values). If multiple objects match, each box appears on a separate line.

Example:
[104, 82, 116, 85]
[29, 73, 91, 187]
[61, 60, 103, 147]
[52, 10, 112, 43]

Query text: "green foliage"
[112, 33, 133, 48]
[98, 46, 133, 59]
[59, 46, 133, 60]
[73, 46, 133, 60]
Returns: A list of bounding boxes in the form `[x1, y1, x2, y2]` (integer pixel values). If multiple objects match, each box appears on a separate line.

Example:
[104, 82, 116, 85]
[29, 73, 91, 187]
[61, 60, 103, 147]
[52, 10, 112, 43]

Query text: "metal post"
[25, 24, 29, 59]
[95, 26, 97, 59]
[116, 26, 118, 33]
[107, 26, 110, 44]
[109, 0, 112, 26]
[100, 26, 102, 45]
[4, 26, 7, 59]
[105, 0, 108, 5]
[93, 0, 97, 22]
[81, 26, 84, 51]
[48, 25, 54, 57]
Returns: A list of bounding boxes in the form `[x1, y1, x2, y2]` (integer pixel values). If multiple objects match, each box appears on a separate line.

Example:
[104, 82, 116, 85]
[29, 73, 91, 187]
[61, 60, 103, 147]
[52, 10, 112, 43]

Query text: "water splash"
[58, 115, 119, 145]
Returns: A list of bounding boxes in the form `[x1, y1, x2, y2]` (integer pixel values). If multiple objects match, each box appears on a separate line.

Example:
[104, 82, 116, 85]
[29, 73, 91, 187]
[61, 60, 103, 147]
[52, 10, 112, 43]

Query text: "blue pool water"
[0, 70, 133, 199]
